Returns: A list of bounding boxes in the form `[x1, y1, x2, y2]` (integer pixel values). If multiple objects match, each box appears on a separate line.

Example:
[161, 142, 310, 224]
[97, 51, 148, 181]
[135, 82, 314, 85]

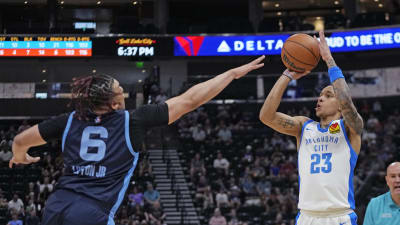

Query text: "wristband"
[328, 66, 344, 83]
[282, 70, 294, 80]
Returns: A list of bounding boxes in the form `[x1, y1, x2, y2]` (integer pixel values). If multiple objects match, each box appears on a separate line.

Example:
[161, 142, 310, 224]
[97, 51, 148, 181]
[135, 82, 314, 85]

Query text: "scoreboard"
[0, 35, 172, 58]
[0, 36, 92, 57]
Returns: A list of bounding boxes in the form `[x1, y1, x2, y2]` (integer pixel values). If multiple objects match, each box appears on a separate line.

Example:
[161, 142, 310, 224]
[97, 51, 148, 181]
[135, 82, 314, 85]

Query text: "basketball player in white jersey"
[259, 30, 363, 225]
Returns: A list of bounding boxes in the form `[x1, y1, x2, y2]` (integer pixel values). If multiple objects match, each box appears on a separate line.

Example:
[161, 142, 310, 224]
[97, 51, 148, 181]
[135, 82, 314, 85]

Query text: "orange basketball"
[281, 33, 320, 73]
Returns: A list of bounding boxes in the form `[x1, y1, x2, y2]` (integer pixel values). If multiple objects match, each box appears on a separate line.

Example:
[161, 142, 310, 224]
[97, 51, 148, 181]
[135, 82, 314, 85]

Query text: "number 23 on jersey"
[310, 153, 332, 174]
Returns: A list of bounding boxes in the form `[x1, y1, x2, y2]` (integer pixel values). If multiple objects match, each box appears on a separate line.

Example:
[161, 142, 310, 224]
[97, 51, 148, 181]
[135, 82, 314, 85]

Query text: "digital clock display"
[0, 36, 92, 57]
[117, 46, 154, 56]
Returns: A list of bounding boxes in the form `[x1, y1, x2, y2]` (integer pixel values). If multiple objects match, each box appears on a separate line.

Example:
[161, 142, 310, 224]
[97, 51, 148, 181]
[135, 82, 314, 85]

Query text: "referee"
[363, 162, 400, 225]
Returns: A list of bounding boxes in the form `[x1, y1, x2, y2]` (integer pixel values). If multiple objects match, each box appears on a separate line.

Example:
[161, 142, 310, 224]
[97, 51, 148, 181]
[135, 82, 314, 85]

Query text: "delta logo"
[174, 36, 205, 56]
[329, 122, 340, 134]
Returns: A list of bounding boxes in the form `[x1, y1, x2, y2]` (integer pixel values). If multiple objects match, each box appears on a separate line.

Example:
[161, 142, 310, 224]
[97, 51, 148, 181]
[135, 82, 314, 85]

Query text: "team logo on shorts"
[95, 116, 101, 124]
[329, 122, 340, 134]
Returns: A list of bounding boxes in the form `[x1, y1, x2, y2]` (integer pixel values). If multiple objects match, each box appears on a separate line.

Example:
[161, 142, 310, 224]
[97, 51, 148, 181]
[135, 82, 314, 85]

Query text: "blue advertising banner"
[174, 26, 400, 56]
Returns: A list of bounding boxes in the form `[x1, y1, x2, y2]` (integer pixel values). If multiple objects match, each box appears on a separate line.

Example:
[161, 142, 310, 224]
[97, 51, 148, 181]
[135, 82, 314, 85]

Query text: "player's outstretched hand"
[284, 69, 310, 80]
[314, 30, 333, 62]
[9, 153, 40, 168]
[231, 55, 265, 79]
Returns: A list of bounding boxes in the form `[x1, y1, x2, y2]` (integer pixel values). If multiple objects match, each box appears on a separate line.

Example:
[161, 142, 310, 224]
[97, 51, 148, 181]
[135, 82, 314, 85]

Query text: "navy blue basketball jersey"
[58, 110, 138, 222]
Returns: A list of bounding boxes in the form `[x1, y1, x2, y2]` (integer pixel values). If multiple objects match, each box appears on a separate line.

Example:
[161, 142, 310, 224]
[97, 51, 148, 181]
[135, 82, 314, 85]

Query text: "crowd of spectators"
[176, 98, 400, 225]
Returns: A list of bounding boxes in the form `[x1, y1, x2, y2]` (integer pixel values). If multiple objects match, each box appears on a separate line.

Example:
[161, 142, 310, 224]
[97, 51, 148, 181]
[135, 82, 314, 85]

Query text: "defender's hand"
[230, 55, 265, 79]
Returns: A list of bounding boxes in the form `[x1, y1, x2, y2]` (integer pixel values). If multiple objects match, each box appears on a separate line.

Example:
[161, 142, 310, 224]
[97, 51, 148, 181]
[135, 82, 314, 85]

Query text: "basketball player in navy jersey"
[9, 56, 265, 225]
[259, 31, 363, 225]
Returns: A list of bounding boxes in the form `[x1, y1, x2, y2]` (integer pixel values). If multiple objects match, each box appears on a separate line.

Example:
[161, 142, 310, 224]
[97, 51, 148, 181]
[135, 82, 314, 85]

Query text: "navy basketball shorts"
[42, 189, 110, 225]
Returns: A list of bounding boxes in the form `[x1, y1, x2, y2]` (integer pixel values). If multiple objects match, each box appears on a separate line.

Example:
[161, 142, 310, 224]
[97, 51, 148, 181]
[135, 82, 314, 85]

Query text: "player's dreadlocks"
[70, 75, 116, 121]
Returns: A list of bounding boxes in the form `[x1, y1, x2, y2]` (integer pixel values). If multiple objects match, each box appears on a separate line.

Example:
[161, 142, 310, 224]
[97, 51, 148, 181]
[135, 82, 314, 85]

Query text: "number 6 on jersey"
[80, 126, 108, 161]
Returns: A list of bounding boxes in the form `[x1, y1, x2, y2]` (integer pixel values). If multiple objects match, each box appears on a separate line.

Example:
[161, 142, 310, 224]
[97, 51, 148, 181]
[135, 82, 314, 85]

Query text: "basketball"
[281, 33, 320, 73]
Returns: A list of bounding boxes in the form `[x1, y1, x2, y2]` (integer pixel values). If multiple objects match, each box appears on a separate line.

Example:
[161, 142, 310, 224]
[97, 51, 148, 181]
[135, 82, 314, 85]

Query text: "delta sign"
[174, 26, 400, 56]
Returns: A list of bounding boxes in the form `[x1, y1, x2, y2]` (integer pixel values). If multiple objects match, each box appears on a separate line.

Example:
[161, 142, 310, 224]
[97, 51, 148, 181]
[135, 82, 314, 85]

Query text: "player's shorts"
[295, 209, 357, 225]
[42, 189, 111, 225]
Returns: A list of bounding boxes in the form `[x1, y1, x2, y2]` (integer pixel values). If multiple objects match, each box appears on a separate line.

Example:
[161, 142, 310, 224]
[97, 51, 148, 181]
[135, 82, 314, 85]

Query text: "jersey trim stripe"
[340, 119, 358, 209]
[299, 119, 313, 146]
[317, 120, 335, 133]
[107, 152, 139, 225]
[61, 111, 75, 152]
[349, 212, 357, 225]
[107, 110, 140, 225]
[298, 119, 313, 198]
[124, 110, 137, 156]
[295, 212, 300, 225]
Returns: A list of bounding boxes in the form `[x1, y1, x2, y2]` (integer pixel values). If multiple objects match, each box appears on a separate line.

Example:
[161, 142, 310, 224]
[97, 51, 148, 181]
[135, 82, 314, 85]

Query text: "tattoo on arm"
[278, 118, 295, 129]
[326, 57, 337, 68]
[332, 80, 364, 135]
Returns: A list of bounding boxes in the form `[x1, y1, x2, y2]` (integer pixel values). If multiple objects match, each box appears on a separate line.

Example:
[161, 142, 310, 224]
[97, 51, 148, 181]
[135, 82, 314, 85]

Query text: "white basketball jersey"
[298, 119, 358, 211]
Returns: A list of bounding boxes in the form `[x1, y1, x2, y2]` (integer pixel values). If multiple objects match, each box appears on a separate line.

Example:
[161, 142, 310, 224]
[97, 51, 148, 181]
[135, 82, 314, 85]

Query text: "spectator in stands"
[25, 198, 36, 214]
[26, 182, 39, 201]
[250, 158, 265, 180]
[143, 183, 160, 206]
[362, 126, 377, 146]
[241, 146, 253, 166]
[128, 186, 144, 208]
[118, 206, 130, 225]
[215, 188, 230, 209]
[213, 152, 230, 176]
[131, 204, 147, 224]
[8, 194, 24, 215]
[38, 177, 54, 194]
[145, 201, 166, 225]
[0, 190, 8, 208]
[7, 210, 22, 225]
[25, 209, 40, 225]
[284, 137, 296, 151]
[228, 181, 241, 209]
[0, 140, 12, 162]
[372, 101, 382, 114]
[190, 153, 206, 179]
[217, 122, 232, 144]
[202, 187, 215, 211]
[196, 175, 210, 197]
[257, 177, 272, 196]
[192, 124, 207, 142]
[280, 158, 296, 177]
[155, 91, 168, 104]
[203, 119, 213, 136]
[240, 172, 257, 196]
[139, 159, 154, 184]
[209, 208, 227, 225]
[217, 106, 230, 120]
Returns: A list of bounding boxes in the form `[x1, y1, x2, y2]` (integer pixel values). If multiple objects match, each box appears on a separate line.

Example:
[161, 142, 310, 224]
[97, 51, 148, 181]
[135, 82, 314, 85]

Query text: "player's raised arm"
[165, 55, 265, 124]
[259, 69, 310, 138]
[315, 31, 364, 136]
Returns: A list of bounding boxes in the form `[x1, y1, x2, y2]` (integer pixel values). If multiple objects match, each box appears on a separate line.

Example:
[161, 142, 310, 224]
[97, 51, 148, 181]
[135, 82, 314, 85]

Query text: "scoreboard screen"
[0, 36, 92, 57]
[92, 36, 172, 57]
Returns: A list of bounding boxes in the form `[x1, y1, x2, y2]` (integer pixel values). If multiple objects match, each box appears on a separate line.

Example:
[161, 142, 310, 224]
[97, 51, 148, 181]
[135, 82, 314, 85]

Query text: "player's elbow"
[259, 111, 273, 125]
[13, 134, 26, 148]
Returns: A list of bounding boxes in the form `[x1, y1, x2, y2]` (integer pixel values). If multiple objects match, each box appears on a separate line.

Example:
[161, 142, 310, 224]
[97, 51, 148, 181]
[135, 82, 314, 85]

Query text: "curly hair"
[70, 75, 116, 121]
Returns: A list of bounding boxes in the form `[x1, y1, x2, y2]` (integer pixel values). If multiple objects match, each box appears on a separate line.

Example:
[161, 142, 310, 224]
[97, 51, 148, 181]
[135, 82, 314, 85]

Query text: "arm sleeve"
[132, 103, 169, 128]
[363, 200, 375, 225]
[37, 113, 69, 142]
